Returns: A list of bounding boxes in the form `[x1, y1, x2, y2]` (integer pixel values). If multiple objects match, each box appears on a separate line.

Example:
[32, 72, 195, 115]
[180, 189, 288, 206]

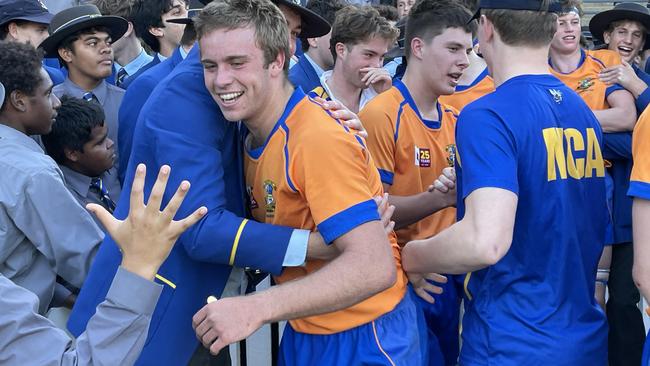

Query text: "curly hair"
[0, 41, 43, 108]
[42, 95, 105, 164]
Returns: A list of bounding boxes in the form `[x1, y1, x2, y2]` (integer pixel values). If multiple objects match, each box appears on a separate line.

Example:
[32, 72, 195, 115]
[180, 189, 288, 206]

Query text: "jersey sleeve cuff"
[462, 177, 519, 200]
[628, 181, 650, 200]
[317, 199, 380, 244]
[605, 84, 624, 98]
[378, 169, 394, 185]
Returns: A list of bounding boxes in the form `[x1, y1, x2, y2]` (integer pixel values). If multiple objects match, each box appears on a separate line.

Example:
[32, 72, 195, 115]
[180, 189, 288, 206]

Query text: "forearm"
[632, 199, 650, 300]
[402, 220, 495, 274]
[389, 190, 453, 230]
[593, 108, 636, 132]
[253, 222, 396, 323]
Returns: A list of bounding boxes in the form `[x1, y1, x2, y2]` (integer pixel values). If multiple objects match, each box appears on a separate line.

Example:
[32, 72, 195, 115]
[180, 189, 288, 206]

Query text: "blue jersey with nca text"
[456, 74, 608, 366]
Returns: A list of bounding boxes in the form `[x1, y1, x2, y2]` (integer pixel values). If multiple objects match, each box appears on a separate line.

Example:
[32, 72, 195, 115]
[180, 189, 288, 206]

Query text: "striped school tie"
[90, 177, 116, 213]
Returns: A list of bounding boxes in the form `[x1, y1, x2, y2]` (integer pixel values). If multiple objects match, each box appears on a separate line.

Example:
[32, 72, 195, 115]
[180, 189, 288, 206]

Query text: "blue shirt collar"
[303, 53, 326, 78]
[179, 45, 189, 59]
[114, 48, 154, 77]
[156, 53, 168, 62]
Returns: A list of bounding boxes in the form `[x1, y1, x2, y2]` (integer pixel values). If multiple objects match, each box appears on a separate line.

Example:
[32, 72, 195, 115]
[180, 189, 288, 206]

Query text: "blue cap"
[0, 0, 54, 27]
[470, 0, 562, 22]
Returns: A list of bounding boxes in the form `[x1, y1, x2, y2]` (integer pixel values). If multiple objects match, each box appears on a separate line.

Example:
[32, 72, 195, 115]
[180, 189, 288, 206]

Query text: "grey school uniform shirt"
[59, 165, 122, 230]
[0, 267, 162, 365]
[54, 78, 124, 191]
[0, 124, 103, 314]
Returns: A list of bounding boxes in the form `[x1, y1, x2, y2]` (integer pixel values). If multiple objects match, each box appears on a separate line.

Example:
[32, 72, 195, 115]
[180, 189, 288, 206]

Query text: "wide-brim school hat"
[589, 2, 650, 50]
[469, 0, 562, 22]
[39, 4, 128, 58]
[271, 0, 330, 38]
[167, 0, 205, 24]
[0, 0, 54, 27]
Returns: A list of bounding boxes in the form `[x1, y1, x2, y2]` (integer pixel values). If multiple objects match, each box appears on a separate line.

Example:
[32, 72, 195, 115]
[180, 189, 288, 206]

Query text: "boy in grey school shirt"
[0, 41, 102, 314]
[0, 145, 208, 365]
[42, 95, 120, 229]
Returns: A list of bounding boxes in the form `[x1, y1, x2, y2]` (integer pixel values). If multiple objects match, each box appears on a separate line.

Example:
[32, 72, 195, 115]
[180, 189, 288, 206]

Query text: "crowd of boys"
[2, 0, 650, 365]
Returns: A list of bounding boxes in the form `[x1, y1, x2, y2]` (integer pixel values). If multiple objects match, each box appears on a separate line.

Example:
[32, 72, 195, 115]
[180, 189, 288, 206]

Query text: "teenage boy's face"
[340, 35, 392, 89]
[419, 27, 472, 96]
[11, 21, 49, 46]
[65, 30, 114, 80]
[397, 0, 415, 19]
[25, 68, 60, 135]
[604, 20, 645, 63]
[279, 5, 301, 58]
[160, 0, 188, 50]
[201, 26, 283, 124]
[551, 12, 581, 53]
[76, 124, 115, 176]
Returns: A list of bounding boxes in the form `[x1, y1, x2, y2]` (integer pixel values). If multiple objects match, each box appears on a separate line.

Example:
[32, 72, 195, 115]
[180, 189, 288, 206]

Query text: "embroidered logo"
[576, 77, 594, 94]
[246, 186, 258, 210]
[37, 0, 48, 10]
[549, 89, 563, 104]
[263, 180, 276, 218]
[414, 146, 431, 167]
[445, 144, 457, 167]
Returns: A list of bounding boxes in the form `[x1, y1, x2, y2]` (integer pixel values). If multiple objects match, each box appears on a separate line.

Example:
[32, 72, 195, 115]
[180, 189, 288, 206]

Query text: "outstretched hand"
[87, 164, 207, 280]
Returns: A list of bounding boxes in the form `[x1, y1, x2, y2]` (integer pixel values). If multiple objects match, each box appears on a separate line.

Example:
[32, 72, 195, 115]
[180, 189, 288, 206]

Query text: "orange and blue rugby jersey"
[244, 88, 407, 335]
[360, 79, 458, 245]
[629, 107, 650, 198]
[550, 49, 623, 110]
[439, 68, 495, 111]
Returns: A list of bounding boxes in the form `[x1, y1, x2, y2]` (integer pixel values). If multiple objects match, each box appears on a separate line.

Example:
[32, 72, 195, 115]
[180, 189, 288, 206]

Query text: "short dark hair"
[92, 0, 135, 22]
[0, 19, 28, 40]
[330, 5, 399, 62]
[131, 0, 177, 53]
[42, 95, 105, 164]
[484, 0, 557, 47]
[57, 26, 112, 68]
[457, 0, 479, 13]
[300, 0, 345, 53]
[373, 4, 399, 22]
[0, 41, 43, 108]
[405, 0, 475, 61]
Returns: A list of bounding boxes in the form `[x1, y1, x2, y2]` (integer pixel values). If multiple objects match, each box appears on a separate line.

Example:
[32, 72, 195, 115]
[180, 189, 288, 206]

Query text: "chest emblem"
[414, 146, 431, 167]
[263, 180, 277, 218]
[576, 77, 594, 94]
[445, 144, 456, 167]
[549, 89, 563, 104]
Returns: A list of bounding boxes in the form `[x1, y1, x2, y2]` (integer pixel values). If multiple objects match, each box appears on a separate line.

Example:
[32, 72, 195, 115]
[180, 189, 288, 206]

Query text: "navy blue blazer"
[68, 46, 294, 365]
[121, 54, 163, 89]
[288, 55, 321, 92]
[117, 47, 184, 184]
[44, 64, 64, 85]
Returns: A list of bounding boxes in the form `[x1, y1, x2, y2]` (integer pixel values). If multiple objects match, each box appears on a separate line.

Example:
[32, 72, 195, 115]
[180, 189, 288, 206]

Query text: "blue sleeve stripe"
[394, 101, 407, 143]
[605, 84, 623, 98]
[281, 125, 298, 192]
[317, 199, 380, 244]
[628, 181, 650, 200]
[378, 169, 394, 185]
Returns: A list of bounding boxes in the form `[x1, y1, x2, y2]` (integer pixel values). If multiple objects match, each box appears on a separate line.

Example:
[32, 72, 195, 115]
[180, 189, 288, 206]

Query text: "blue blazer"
[44, 64, 64, 86]
[68, 46, 294, 365]
[121, 54, 163, 89]
[117, 47, 184, 184]
[288, 55, 321, 92]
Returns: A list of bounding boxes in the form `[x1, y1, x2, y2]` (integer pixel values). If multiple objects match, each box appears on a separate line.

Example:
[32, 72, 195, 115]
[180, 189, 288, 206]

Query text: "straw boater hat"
[589, 2, 650, 50]
[39, 4, 128, 58]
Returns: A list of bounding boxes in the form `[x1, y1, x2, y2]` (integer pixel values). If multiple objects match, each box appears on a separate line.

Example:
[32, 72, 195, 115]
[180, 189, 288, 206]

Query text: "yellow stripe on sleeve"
[229, 219, 249, 266]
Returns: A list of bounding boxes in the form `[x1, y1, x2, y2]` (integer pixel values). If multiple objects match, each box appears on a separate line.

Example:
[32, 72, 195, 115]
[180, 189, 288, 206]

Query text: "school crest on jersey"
[246, 186, 258, 210]
[414, 146, 431, 167]
[549, 89, 563, 104]
[445, 144, 457, 167]
[576, 77, 595, 94]
[263, 180, 276, 218]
